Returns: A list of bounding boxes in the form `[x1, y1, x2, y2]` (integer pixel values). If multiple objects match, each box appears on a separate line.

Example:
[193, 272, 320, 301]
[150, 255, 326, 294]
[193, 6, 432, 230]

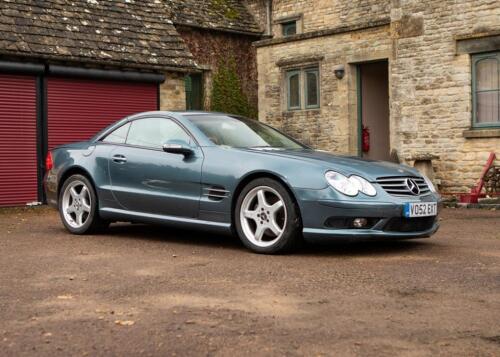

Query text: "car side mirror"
[162, 139, 194, 157]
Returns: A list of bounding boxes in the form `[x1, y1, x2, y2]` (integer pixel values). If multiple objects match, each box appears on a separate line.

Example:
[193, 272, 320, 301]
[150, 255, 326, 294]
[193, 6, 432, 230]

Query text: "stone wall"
[390, 0, 500, 192]
[257, 25, 392, 152]
[244, 0, 268, 33]
[159, 72, 186, 111]
[255, 0, 500, 193]
[271, 0, 389, 36]
[177, 26, 259, 112]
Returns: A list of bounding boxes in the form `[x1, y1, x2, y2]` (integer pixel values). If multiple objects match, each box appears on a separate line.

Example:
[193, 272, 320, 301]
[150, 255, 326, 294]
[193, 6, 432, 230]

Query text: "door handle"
[112, 155, 127, 164]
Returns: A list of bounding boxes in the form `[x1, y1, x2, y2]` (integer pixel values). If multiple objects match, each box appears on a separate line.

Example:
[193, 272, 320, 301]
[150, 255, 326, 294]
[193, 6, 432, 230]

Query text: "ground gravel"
[0, 207, 499, 356]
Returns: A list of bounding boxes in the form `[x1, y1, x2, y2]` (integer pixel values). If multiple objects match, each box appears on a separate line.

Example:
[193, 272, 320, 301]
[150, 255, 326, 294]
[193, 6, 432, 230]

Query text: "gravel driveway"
[0, 207, 499, 356]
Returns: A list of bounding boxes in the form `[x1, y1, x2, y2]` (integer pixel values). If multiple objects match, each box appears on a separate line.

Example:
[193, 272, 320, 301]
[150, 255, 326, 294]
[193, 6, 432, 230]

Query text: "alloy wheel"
[239, 185, 287, 247]
[62, 180, 92, 229]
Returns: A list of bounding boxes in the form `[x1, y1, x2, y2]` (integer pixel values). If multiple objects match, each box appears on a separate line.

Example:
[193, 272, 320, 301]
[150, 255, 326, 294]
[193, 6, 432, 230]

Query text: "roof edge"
[174, 21, 264, 37]
[0, 50, 198, 74]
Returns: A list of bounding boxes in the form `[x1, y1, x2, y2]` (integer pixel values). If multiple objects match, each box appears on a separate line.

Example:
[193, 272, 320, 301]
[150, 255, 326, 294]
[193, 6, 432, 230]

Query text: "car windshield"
[186, 115, 307, 149]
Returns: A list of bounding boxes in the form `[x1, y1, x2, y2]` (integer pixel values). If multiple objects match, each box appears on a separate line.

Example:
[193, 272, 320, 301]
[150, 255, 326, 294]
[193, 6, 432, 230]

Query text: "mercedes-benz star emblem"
[405, 178, 420, 195]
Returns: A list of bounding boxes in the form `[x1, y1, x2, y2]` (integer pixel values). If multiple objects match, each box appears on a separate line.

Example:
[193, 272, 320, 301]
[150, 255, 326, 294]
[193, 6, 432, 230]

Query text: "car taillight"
[45, 151, 53, 171]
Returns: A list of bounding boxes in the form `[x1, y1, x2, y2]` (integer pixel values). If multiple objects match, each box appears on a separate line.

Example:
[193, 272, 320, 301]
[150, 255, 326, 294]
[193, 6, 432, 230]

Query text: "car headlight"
[422, 174, 437, 193]
[325, 171, 377, 197]
[349, 175, 377, 197]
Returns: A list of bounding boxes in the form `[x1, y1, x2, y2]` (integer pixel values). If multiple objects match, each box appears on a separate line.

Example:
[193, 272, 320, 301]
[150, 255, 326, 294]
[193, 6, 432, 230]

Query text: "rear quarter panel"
[46, 142, 114, 209]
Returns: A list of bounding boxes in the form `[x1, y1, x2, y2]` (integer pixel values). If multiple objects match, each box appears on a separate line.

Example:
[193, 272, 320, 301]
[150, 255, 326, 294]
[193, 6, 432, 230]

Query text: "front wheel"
[235, 178, 302, 254]
[58, 174, 108, 234]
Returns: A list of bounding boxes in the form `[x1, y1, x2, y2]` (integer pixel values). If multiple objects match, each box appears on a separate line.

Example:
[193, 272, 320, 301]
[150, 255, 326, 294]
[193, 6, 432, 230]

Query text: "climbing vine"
[210, 58, 257, 118]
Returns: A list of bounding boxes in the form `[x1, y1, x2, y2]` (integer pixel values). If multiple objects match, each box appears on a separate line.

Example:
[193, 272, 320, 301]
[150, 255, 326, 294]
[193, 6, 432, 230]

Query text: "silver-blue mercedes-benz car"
[44, 111, 441, 254]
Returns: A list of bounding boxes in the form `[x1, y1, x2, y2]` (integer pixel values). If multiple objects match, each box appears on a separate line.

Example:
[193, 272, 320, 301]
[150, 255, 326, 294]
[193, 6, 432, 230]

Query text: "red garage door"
[47, 78, 158, 149]
[0, 74, 38, 206]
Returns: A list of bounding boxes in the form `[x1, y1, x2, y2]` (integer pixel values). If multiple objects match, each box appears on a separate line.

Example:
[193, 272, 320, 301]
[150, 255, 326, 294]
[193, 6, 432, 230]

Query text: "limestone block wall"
[257, 25, 392, 152]
[271, 0, 390, 36]
[255, 0, 500, 193]
[390, 0, 500, 192]
[159, 72, 186, 111]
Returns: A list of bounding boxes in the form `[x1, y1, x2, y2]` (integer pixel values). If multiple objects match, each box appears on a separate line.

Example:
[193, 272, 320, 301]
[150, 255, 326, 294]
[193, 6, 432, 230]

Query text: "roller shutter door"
[47, 78, 158, 149]
[0, 74, 39, 206]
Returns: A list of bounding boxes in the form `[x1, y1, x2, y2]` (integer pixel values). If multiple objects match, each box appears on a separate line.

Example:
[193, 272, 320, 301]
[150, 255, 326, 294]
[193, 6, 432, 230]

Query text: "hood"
[245, 148, 420, 181]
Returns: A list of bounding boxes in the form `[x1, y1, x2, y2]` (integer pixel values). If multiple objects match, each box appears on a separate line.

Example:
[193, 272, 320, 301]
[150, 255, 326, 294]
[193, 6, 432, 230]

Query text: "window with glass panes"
[282, 21, 297, 37]
[285, 67, 320, 110]
[472, 52, 499, 127]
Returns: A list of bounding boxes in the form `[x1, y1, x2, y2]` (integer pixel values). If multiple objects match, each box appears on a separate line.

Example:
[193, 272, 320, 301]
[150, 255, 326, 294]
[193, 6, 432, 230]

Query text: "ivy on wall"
[210, 58, 257, 118]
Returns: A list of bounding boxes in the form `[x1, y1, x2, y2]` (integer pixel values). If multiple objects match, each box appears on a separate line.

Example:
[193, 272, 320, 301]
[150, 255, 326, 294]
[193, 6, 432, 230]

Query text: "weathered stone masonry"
[254, 0, 500, 193]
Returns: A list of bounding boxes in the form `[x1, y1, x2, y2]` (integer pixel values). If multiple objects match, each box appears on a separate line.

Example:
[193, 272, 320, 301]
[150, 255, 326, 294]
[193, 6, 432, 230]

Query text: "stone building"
[165, 0, 262, 112]
[253, 0, 500, 193]
[0, 0, 261, 206]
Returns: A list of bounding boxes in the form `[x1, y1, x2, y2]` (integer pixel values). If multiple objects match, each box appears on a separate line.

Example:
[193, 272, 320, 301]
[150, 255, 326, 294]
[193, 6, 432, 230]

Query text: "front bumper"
[303, 222, 439, 240]
[296, 187, 442, 240]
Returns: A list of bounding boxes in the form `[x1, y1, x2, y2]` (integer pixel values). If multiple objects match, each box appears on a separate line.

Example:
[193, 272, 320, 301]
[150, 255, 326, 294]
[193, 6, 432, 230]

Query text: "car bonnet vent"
[204, 186, 229, 201]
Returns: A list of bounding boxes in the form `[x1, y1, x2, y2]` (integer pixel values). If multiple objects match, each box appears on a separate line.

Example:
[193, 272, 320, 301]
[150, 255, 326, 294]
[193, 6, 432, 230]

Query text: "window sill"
[283, 108, 321, 115]
[463, 128, 500, 138]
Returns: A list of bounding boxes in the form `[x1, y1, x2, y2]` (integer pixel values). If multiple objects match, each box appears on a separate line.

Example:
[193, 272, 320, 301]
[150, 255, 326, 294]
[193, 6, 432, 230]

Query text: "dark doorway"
[357, 61, 390, 161]
[185, 73, 203, 110]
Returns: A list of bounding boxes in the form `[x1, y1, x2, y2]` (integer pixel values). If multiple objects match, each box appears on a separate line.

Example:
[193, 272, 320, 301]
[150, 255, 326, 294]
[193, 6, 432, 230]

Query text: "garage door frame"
[0, 61, 163, 206]
[41, 67, 162, 203]
[37, 75, 47, 202]
[0, 61, 45, 206]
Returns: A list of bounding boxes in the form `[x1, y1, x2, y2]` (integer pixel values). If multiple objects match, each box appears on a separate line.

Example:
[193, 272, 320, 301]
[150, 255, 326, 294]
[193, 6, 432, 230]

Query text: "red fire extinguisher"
[362, 125, 370, 153]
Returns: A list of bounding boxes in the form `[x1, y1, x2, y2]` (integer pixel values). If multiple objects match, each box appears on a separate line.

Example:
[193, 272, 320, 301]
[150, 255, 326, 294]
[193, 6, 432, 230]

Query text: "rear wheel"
[59, 174, 108, 234]
[235, 178, 302, 254]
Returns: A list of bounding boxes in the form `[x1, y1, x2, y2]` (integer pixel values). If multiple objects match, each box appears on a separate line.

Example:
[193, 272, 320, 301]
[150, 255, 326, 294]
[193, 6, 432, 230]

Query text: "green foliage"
[210, 58, 257, 118]
[211, 0, 240, 20]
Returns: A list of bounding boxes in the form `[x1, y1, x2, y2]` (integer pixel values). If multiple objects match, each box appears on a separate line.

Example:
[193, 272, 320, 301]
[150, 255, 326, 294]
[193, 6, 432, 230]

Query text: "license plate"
[404, 202, 437, 218]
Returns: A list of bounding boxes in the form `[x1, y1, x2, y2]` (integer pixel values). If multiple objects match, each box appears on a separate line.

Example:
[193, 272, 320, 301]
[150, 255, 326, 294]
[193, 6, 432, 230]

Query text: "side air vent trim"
[203, 186, 230, 201]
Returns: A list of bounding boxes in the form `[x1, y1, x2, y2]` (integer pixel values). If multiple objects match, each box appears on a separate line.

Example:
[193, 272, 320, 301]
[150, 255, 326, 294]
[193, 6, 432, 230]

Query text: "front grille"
[376, 176, 430, 196]
[383, 217, 436, 233]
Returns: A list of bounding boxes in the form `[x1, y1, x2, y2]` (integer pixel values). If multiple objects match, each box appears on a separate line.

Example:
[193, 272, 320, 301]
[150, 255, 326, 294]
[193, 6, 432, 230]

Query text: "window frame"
[125, 117, 193, 150]
[304, 67, 320, 109]
[98, 116, 197, 151]
[284, 66, 320, 112]
[101, 122, 131, 144]
[282, 21, 297, 37]
[286, 69, 302, 111]
[472, 51, 500, 128]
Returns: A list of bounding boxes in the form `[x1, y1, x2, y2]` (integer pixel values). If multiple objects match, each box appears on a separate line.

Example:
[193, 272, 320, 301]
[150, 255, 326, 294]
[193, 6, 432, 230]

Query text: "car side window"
[126, 118, 191, 149]
[102, 123, 131, 144]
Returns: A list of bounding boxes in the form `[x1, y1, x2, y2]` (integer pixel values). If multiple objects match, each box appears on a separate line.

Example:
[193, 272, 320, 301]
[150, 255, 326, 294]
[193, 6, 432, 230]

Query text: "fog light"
[353, 218, 368, 228]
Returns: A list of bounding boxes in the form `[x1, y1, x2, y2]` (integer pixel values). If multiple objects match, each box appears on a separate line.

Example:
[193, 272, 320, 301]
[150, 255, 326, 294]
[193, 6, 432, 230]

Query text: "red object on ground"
[459, 151, 497, 203]
[0, 74, 39, 206]
[47, 77, 158, 150]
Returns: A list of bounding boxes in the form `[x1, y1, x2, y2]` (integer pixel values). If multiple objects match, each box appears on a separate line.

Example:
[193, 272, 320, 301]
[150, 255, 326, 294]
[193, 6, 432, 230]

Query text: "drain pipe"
[265, 0, 272, 36]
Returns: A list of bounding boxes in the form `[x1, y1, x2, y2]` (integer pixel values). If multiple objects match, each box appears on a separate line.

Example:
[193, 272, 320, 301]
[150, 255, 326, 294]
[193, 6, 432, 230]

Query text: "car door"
[108, 117, 203, 218]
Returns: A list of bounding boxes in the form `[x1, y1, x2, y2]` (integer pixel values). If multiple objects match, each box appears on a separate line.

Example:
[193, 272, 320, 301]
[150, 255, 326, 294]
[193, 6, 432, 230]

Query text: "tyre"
[58, 174, 108, 234]
[235, 178, 302, 254]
